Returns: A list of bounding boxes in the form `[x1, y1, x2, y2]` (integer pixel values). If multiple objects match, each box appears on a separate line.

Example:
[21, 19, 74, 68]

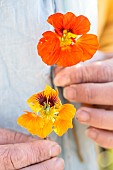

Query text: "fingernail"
[85, 129, 97, 140]
[50, 144, 61, 157]
[54, 76, 70, 86]
[55, 158, 65, 169]
[76, 110, 90, 122]
[63, 87, 75, 100]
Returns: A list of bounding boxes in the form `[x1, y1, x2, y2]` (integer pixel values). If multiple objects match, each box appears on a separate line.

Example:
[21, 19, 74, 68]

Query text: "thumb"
[54, 58, 113, 86]
[0, 140, 61, 170]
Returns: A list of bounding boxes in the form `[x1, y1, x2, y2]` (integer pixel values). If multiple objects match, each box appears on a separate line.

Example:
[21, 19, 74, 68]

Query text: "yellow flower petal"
[17, 112, 41, 134]
[54, 119, 73, 136]
[53, 104, 76, 136]
[27, 93, 43, 113]
[35, 119, 53, 138]
[44, 85, 58, 97]
[17, 85, 76, 138]
[17, 112, 53, 138]
[58, 104, 76, 120]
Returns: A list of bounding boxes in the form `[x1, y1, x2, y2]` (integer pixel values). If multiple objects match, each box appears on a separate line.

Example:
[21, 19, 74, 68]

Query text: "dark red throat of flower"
[37, 93, 57, 107]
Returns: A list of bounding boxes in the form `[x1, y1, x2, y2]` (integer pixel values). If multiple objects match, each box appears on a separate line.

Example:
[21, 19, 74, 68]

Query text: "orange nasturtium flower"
[37, 12, 99, 67]
[17, 85, 76, 138]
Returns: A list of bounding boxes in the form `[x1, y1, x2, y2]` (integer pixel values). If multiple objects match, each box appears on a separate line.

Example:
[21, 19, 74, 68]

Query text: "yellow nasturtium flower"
[17, 85, 76, 138]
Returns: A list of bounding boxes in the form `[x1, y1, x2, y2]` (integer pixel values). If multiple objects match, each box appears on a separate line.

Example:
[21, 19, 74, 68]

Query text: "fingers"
[77, 107, 113, 148]
[76, 107, 113, 130]
[54, 58, 113, 86]
[0, 140, 61, 170]
[63, 82, 113, 105]
[21, 157, 64, 170]
[0, 128, 36, 144]
[86, 127, 113, 149]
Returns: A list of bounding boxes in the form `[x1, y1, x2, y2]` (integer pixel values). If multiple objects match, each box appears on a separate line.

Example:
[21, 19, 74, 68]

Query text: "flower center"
[41, 103, 57, 120]
[60, 30, 77, 47]
[43, 103, 51, 115]
[38, 94, 58, 116]
[38, 94, 57, 107]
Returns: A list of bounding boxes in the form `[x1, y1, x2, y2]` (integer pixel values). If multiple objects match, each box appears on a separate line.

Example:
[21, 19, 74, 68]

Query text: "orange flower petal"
[48, 13, 90, 35]
[17, 112, 53, 138]
[58, 104, 76, 120]
[53, 104, 76, 136]
[72, 15, 90, 34]
[63, 12, 77, 31]
[37, 13, 98, 67]
[35, 119, 53, 138]
[77, 34, 99, 61]
[37, 31, 61, 65]
[57, 45, 83, 67]
[17, 112, 42, 134]
[47, 13, 64, 35]
[42, 31, 57, 39]
[54, 119, 73, 136]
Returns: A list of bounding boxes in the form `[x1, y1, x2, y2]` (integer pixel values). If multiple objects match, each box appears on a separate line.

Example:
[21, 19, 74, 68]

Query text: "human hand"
[0, 128, 64, 170]
[54, 57, 113, 149]
[0, 128, 36, 144]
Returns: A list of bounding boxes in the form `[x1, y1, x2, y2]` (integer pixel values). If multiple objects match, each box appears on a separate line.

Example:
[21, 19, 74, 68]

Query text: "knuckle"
[99, 64, 113, 82]
[13, 132, 34, 143]
[77, 65, 94, 83]
[84, 85, 96, 102]
[12, 131, 19, 142]
[30, 141, 49, 162]
[32, 144, 43, 161]
[12, 131, 26, 143]
[10, 145, 26, 168]
[0, 145, 15, 170]
[82, 66, 91, 82]
[76, 66, 87, 83]
[9, 144, 32, 169]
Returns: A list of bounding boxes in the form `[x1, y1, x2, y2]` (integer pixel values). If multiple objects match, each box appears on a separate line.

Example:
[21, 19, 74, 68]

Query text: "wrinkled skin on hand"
[0, 128, 64, 170]
[54, 56, 113, 149]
